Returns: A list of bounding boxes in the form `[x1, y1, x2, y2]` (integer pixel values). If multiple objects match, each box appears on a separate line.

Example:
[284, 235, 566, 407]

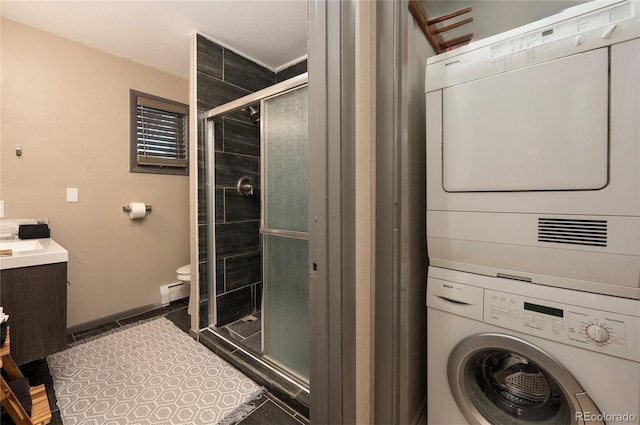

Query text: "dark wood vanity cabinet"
[0, 262, 67, 364]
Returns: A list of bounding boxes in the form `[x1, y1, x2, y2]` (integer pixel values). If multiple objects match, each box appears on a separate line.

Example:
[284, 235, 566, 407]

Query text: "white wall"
[1, 18, 190, 328]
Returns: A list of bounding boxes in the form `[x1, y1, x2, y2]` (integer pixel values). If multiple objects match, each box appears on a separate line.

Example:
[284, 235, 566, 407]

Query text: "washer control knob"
[586, 324, 610, 343]
[601, 24, 621, 39]
[573, 35, 585, 46]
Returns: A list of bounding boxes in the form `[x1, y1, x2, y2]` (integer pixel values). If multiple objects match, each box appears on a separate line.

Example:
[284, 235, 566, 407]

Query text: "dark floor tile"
[264, 392, 298, 417]
[199, 329, 235, 356]
[243, 332, 262, 355]
[166, 307, 190, 333]
[294, 390, 311, 420]
[72, 321, 120, 342]
[226, 315, 261, 339]
[117, 307, 169, 326]
[66, 333, 76, 346]
[167, 298, 189, 311]
[19, 357, 48, 371]
[237, 399, 304, 425]
[294, 413, 310, 425]
[118, 298, 187, 328]
[1, 360, 60, 425]
[271, 380, 310, 419]
[295, 389, 310, 410]
[20, 360, 58, 411]
[49, 409, 64, 425]
[216, 324, 239, 341]
[198, 328, 309, 419]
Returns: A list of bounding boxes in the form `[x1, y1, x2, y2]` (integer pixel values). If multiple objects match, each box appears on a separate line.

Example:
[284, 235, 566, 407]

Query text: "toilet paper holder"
[122, 205, 152, 213]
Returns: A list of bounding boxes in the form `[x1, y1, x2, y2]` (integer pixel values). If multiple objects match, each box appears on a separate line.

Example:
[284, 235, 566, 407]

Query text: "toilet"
[176, 264, 195, 315]
[177, 264, 190, 283]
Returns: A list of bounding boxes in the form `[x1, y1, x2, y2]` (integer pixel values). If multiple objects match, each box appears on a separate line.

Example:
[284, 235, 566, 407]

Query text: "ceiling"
[1, 1, 590, 80]
[0, 0, 309, 79]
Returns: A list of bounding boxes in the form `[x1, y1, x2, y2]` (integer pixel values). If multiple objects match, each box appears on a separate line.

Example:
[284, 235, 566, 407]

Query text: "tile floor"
[218, 313, 262, 355]
[0, 299, 308, 425]
[201, 315, 310, 421]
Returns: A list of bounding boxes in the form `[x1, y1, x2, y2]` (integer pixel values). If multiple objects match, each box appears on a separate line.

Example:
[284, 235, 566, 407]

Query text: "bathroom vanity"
[0, 239, 68, 365]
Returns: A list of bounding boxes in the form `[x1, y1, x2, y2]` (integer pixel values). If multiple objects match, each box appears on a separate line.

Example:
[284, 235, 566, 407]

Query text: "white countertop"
[0, 238, 68, 270]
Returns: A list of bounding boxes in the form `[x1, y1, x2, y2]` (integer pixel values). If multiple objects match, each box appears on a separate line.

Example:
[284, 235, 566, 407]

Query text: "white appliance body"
[425, 0, 640, 299]
[427, 266, 640, 425]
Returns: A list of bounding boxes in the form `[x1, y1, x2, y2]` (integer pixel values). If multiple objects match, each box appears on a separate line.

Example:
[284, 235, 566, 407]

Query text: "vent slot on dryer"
[538, 218, 607, 247]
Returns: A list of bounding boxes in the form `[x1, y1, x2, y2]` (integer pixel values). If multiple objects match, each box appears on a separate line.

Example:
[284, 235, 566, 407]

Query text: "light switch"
[0, 200, 4, 218]
[67, 188, 79, 203]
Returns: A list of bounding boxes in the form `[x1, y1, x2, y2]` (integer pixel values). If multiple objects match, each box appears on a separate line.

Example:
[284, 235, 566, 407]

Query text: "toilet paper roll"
[129, 202, 147, 219]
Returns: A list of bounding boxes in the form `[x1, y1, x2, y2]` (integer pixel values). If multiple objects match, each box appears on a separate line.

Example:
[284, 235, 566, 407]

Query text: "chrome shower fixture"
[243, 105, 260, 123]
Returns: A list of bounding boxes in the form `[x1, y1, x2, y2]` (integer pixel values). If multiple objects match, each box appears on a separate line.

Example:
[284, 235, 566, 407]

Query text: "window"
[130, 90, 189, 175]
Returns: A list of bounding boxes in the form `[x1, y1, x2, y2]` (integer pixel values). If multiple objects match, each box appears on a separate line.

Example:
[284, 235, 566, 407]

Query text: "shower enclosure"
[204, 74, 309, 384]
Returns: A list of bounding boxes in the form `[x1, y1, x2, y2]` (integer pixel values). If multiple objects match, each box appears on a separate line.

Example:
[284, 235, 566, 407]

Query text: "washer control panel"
[485, 290, 640, 362]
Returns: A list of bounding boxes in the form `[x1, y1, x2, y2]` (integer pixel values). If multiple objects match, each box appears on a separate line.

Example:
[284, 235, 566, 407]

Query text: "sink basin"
[0, 239, 45, 253]
[0, 238, 68, 270]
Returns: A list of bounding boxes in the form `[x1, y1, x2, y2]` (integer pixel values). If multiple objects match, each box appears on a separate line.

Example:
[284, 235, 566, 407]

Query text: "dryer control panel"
[426, 0, 639, 92]
[485, 290, 640, 362]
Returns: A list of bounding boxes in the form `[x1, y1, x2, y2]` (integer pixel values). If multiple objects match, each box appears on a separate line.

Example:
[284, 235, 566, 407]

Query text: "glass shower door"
[261, 85, 309, 380]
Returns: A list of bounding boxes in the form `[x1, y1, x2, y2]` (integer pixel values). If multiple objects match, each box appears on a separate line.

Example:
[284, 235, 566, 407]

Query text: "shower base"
[218, 313, 262, 355]
[200, 314, 310, 420]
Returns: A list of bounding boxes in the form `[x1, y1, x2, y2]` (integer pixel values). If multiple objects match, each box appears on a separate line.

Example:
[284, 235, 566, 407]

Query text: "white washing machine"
[427, 267, 640, 425]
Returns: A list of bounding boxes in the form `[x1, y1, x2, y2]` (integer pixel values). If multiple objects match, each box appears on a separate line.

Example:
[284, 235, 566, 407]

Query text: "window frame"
[130, 89, 189, 175]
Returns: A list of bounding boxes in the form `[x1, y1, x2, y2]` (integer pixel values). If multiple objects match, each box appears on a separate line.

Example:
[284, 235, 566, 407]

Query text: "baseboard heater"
[160, 282, 190, 307]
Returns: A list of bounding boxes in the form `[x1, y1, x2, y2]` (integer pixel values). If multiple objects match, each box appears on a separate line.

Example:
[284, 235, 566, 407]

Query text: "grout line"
[268, 396, 306, 422]
[293, 414, 309, 425]
[73, 300, 189, 341]
[239, 396, 269, 422]
[227, 328, 246, 341]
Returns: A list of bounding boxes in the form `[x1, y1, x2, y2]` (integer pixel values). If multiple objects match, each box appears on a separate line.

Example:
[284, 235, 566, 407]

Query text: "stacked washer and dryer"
[425, 1, 640, 424]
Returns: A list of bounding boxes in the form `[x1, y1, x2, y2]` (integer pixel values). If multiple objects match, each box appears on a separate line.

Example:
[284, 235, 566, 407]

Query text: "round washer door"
[448, 333, 604, 425]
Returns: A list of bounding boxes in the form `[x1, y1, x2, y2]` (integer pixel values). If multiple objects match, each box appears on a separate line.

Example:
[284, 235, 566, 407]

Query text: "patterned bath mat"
[47, 317, 264, 425]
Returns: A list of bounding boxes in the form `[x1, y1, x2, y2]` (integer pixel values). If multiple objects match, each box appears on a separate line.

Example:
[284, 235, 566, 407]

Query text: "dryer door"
[448, 333, 603, 425]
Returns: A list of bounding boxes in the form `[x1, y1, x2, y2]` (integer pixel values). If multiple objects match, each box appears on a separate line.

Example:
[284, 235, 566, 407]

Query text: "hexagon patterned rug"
[47, 317, 265, 425]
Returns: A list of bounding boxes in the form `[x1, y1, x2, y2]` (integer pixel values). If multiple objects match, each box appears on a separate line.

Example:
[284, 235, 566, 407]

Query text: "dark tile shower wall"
[196, 34, 307, 329]
[276, 60, 308, 83]
[196, 35, 272, 329]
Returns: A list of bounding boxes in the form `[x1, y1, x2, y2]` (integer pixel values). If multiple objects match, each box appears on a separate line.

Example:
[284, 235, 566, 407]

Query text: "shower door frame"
[203, 73, 309, 383]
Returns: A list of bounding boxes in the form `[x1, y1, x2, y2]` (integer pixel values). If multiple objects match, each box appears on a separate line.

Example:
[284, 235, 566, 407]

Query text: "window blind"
[136, 96, 188, 168]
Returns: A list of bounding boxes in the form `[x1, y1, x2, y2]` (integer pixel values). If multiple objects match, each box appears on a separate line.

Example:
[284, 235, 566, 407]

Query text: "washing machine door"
[448, 333, 604, 425]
